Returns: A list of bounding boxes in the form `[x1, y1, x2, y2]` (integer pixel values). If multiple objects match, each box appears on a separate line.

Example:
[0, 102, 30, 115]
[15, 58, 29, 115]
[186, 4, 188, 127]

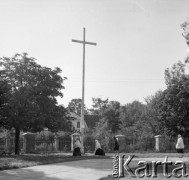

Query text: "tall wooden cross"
[72, 28, 97, 152]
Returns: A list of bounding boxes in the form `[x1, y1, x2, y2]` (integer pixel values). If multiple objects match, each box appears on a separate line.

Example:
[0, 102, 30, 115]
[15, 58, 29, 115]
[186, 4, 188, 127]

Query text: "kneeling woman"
[73, 138, 82, 156]
[94, 140, 105, 156]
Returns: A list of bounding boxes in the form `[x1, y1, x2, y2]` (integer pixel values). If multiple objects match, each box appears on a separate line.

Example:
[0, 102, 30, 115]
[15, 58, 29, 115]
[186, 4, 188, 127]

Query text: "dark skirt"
[177, 149, 184, 153]
[73, 147, 81, 156]
[95, 148, 105, 156]
[114, 145, 119, 151]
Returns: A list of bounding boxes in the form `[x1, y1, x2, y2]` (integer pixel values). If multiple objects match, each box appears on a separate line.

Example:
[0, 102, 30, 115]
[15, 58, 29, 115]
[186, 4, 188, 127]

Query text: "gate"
[84, 136, 95, 153]
[59, 135, 71, 152]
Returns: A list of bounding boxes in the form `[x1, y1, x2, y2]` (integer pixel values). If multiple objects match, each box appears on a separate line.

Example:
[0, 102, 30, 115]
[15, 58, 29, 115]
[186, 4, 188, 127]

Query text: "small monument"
[154, 135, 163, 152]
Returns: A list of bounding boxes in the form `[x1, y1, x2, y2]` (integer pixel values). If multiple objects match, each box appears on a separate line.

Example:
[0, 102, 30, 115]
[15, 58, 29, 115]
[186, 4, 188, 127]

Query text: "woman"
[176, 134, 184, 158]
[73, 138, 82, 156]
[113, 136, 119, 154]
[94, 140, 105, 156]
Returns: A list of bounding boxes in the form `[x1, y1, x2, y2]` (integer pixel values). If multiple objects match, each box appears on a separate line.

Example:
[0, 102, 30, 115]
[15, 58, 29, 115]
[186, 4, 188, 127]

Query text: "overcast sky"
[0, 0, 189, 108]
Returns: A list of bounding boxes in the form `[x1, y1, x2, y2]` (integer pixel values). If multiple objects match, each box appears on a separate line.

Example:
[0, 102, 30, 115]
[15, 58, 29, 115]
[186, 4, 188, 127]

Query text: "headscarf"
[176, 134, 184, 149]
[74, 139, 82, 149]
[95, 140, 101, 149]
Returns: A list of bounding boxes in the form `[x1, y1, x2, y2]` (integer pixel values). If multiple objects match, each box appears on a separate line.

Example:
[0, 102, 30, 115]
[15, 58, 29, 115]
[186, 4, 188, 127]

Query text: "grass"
[0, 153, 110, 170]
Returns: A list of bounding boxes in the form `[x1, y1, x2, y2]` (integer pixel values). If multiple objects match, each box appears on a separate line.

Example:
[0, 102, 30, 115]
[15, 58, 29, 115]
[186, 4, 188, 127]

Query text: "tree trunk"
[15, 128, 20, 155]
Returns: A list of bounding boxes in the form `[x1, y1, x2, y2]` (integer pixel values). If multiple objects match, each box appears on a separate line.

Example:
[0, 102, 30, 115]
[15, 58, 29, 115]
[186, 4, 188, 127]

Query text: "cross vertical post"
[72, 28, 97, 153]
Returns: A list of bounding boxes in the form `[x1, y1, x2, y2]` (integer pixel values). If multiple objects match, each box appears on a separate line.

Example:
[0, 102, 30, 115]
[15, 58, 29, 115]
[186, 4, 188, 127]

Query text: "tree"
[155, 20, 189, 138]
[104, 101, 122, 134]
[119, 101, 146, 140]
[93, 100, 122, 134]
[68, 98, 88, 115]
[120, 101, 145, 128]
[68, 98, 82, 115]
[151, 21, 189, 139]
[181, 21, 189, 66]
[157, 61, 189, 138]
[89, 98, 109, 115]
[0, 71, 10, 124]
[181, 21, 189, 46]
[144, 91, 164, 135]
[0, 53, 68, 154]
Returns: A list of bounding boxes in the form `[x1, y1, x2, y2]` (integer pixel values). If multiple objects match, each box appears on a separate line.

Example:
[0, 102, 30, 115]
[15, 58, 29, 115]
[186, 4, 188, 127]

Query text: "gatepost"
[115, 134, 126, 152]
[54, 135, 59, 151]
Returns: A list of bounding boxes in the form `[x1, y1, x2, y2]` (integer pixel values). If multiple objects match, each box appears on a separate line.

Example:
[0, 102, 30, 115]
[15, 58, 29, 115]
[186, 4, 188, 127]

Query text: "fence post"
[22, 133, 27, 153]
[54, 136, 59, 151]
[5, 135, 10, 153]
[154, 135, 163, 152]
[115, 135, 126, 153]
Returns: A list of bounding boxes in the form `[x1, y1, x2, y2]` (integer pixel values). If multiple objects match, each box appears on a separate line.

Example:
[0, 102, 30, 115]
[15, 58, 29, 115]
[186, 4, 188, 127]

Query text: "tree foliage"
[181, 21, 189, 46]
[99, 101, 121, 134]
[120, 101, 145, 128]
[92, 99, 158, 151]
[157, 61, 189, 138]
[89, 98, 109, 115]
[0, 71, 10, 124]
[155, 21, 189, 138]
[144, 91, 164, 135]
[119, 101, 156, 142]
[91, 99, 122, 134]
[0, 53, 69, 154]
[68, 98, 87, 115]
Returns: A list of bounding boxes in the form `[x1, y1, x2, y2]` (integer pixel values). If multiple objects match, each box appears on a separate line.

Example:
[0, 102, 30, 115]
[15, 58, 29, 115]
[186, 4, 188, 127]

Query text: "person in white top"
[176, 134, 184, 158]
[94, 139, 105, 156]
[73, 138, 82, 156]
[95, 140, 101, 150]
[74, 139, 82, 149]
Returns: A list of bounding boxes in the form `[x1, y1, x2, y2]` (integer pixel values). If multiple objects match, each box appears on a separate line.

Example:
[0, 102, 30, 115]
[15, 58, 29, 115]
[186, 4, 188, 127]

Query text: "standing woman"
[113, 136, 119, 154]
[176, 134, 184, 158]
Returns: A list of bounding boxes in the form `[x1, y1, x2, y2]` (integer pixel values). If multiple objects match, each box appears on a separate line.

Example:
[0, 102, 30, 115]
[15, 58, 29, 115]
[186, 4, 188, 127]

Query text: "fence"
[84, 136, 95, 153]
[0, 135, 22, 154]
[59, 135, 71, 152]
[159, 137, 189, 153]
[94, 136, 189, 153]
[35, 140, 55, 153]
[1, 132, 189, 154]
[123, 137, 155, 152]
[0, 138, 6, 152]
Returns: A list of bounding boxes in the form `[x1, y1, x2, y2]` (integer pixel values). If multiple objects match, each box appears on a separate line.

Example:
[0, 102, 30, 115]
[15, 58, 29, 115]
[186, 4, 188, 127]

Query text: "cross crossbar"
[72, 39, 97, 46]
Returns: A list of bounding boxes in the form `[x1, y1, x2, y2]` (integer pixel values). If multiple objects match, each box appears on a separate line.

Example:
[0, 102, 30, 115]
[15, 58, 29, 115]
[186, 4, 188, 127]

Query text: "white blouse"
[176, 137, 184, 149]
